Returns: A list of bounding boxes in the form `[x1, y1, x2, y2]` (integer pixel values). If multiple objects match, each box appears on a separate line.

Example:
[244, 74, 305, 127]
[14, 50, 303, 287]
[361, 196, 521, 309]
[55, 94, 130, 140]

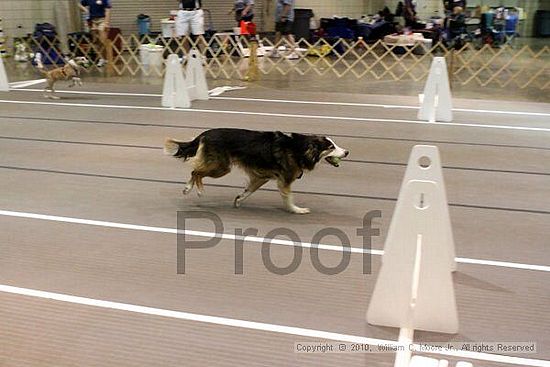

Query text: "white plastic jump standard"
[162, 50, 209, 109]
[0, 55, 9, 92]
[367, 180, 459, 333]
[367, 145, 459, 367]
[185, 49, 209, 101]
[418, 57, 452, 123]
[398, 145, 456, 272]
[162, 54, 190, 108]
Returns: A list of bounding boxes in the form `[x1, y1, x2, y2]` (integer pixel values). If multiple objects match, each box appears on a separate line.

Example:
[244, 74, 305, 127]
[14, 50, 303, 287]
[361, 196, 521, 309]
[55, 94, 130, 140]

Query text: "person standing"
[270, 0, 298, 59]
[176, 0, 205, 53]
[403, 0, 421, 28]
[79, 0, 112, 67]
[230, 0, 255, 26]
[444, 0, 467, 13]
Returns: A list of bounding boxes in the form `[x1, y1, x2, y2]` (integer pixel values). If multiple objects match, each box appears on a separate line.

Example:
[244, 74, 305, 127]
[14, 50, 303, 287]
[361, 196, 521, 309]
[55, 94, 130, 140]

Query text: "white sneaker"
[268, 50, 280, 58]
[285, 52, 300, 60]
[97, 58, 107, 67]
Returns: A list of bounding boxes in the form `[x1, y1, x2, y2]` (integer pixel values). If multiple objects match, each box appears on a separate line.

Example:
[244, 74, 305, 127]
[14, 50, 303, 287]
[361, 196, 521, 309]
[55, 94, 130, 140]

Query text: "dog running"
[164, 128, 349, 214]
[35, 56, 89, 99]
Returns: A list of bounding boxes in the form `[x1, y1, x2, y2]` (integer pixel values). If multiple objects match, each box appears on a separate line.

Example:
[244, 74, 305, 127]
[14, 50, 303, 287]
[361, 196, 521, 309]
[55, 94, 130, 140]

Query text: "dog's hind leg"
[234, 176, 269, 208]
[43, 80, 53, 99]
[49, 84, 60, 100]
[277, 180, 310, 214]
[182, 173, 196, 195]
[196, 165, 231, 196]
[184, 164, 231, 197]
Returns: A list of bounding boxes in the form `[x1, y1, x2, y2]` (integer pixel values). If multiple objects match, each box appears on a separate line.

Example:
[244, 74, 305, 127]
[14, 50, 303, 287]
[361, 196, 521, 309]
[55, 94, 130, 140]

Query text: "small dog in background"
[35, 54, 90, 99]
[165, 128, 349, 214]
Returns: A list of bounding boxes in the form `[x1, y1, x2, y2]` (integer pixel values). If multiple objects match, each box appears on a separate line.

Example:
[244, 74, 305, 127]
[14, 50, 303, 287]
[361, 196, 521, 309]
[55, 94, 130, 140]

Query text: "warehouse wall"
[383, 0, 445, 19]
[0, 0, 80, 50]
[0, 0, 545, 41]
[294, 0, 365, 19]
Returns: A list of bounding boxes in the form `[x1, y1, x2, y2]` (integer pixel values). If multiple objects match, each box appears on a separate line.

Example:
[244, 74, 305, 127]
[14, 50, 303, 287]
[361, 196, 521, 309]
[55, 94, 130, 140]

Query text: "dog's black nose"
[344, 150, 350, 157]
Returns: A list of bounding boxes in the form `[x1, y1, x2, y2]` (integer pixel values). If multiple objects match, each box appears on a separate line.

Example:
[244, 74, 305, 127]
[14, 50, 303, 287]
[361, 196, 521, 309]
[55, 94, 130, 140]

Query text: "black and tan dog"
[36, 56, 89, 99]
[164, 128, 349, 214]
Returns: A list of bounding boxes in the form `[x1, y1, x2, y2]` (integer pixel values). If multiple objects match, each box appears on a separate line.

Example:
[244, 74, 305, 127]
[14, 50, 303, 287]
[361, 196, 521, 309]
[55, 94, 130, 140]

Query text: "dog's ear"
[302, 137, 325, 170]
[305, 141, 321, 163]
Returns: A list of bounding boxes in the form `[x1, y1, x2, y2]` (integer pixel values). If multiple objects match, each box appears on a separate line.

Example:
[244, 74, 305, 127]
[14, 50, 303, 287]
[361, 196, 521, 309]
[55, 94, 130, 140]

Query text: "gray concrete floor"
[0, 81, 549, 367]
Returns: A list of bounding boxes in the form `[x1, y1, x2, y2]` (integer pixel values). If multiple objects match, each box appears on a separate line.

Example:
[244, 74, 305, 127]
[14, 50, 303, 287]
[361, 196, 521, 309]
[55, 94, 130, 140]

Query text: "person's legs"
[89, 21, 101, 64]
[190, 9, 206, 54]
[98, 24, 109, 66]
[270, 22, 283, 57]
[282, 22, 298, 59]
[176, 10, 192, 55]
[90, 18, 108, 66]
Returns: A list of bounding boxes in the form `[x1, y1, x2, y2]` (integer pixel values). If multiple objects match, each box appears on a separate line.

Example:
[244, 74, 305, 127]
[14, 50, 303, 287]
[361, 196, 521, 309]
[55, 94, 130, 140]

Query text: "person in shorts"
[231, 0, 255, 26]
[176, 0, 205, 53]
[270, 0, 297, 59]
[79, 0, 112, 67]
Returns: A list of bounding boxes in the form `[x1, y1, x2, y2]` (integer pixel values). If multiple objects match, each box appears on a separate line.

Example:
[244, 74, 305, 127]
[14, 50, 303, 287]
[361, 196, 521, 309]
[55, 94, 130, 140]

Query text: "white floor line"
[12, 88, 550, 117]
[1, 209, 549, 273]
[0, 284, 548, 367]
[9, 79, 47, 89]
[213, 96, 550, 118]
[17, 88, 158, 97]
[1, 99, 549, 133]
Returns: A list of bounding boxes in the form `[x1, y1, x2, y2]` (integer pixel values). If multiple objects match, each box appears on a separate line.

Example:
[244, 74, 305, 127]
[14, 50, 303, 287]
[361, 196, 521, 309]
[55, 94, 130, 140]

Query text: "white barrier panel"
[367, 179, 459, 334]
[410, 356, 444, 367]
[410, 358, 473, 367]
[185, 49, 209, 101]
[162, 54, 190, 108]
[0, 56, 9, 92]
[397, 145, 456, 271]
[418, 57, 452, 122]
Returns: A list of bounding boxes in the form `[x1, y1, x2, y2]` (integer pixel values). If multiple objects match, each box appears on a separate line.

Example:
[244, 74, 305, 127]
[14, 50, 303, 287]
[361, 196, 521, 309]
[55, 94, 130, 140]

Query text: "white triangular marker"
[0, 56, 9, 92]
[398, 145, 456, 271]
[162, 54, 190, 109]
[367, 180, 459, 334]
[418, 57, 452, 122]
[185, 49, 209, 101]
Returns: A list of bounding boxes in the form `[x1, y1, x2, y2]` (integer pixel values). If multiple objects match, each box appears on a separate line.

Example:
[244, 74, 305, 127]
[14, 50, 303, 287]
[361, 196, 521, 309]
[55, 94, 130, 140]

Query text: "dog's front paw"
[289, 206, 310, 214]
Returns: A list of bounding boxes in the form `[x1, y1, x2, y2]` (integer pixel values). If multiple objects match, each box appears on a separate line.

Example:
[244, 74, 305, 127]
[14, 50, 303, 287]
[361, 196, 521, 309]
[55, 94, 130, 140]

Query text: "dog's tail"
[164, 137, 200, 160]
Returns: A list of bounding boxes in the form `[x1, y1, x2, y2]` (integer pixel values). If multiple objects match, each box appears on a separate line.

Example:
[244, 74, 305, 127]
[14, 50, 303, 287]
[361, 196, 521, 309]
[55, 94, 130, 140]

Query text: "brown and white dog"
[164, 128, 349, 214]
[36, 56, 89, 99]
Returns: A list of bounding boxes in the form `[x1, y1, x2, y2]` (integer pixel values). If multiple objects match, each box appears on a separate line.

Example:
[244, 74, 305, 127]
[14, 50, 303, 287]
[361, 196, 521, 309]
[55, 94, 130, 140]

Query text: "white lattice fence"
[21, 35, 550, 90]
